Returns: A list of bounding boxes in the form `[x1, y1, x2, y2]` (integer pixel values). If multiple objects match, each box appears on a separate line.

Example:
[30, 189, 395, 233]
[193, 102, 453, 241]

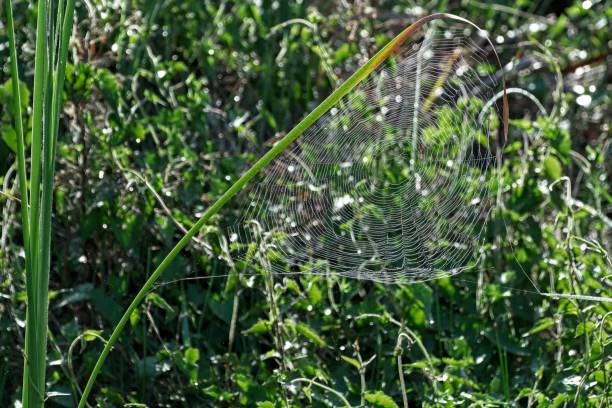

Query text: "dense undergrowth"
[0, 0, 610, 406]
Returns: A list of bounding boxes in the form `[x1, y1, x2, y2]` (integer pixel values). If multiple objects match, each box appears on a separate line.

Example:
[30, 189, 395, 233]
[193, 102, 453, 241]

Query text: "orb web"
[227, 22, 504, 284]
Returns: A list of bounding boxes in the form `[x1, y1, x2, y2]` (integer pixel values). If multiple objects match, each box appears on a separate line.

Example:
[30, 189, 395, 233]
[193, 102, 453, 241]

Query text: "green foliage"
[0, 0, 610, 407]
[364, 391, 399, 408]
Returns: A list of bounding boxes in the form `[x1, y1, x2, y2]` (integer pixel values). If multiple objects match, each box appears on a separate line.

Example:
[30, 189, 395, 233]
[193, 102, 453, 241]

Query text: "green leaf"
[575, 321, 594, 337]
[524, 317, 555, 336]
[135, 356, 162, 380]
[83, 330, 103, 342]
[543, 155, 563, 180]
[208, 296, 234, 323]
[334, 43, 352, 63]
[296, 323, 325, 347]
[146, 292, 174, 313]
[56, 283, 94, 308]
[285, 279, 301, 295]
[1, 125, 17, 153]
[184, 347, 200, 365]
[129, 308, 140, 327]
[364, 391, 399, 408]
[0, 78, 30, 112]
[95, 68, 119, 107]
[407, 304, 426, 328]
[91, 289, 122, 324]
[234, 373, 255, 392]
[242, 320, 271, 335]
[308, 283, 322, 305]
[263, 109, 277, 129]
[552, 393, 568, 407]
[593, 370, 605, 384]
[341, 355, 361, 369]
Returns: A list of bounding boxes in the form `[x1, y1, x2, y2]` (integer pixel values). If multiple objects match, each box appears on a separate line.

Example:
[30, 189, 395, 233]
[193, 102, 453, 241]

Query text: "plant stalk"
[21, 0, 48, 404]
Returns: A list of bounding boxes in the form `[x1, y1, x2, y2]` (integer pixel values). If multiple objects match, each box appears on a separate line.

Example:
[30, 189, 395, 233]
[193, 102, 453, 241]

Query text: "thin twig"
[395, 332, 412, 408]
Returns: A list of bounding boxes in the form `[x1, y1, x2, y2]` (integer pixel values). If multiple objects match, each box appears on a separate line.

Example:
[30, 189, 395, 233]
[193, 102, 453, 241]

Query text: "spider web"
[227, 21, 505, 284]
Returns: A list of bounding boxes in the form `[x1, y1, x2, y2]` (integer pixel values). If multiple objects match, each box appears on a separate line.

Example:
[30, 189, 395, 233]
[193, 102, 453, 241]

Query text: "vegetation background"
[0, 0, 610, 406]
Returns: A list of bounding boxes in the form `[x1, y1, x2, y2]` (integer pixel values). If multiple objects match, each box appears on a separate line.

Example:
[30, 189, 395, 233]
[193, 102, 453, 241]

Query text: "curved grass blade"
[20, 0, 49, 404]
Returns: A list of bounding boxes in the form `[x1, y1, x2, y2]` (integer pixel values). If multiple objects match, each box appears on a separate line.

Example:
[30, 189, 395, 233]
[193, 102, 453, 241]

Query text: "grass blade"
[21, 0, 49, 404]
[4, 0, 29, 247]
[4, 0, 33, 405]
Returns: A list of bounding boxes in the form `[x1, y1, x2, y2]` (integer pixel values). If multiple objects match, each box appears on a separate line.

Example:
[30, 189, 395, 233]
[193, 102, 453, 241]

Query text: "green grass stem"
[4, 0, 33, 404]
